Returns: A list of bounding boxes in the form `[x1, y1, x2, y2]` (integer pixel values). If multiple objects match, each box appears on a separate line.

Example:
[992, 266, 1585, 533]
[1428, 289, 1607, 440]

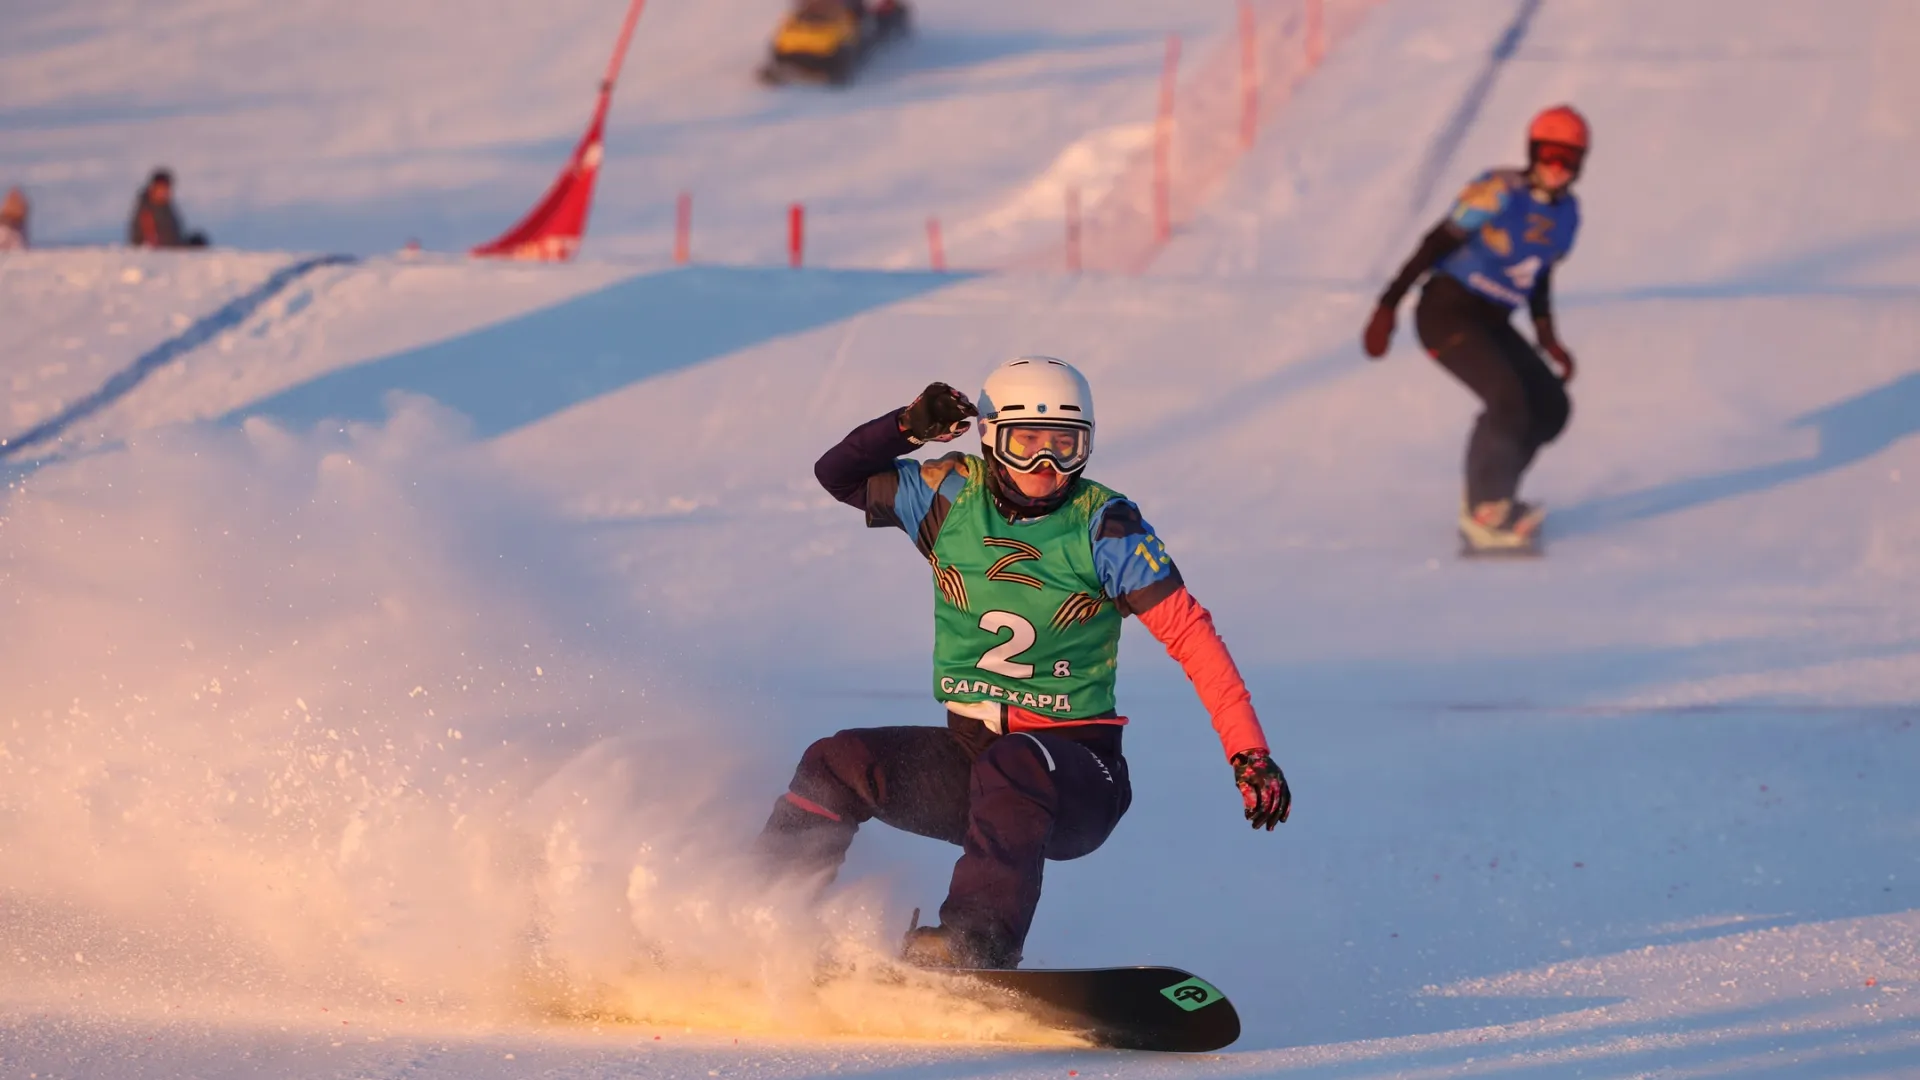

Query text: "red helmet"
[1528, 105, 1589, 150]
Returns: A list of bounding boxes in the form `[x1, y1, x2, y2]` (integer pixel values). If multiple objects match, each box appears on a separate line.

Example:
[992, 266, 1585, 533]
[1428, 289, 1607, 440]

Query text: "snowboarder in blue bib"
[757, 357, 1292, 969]
[1363, 105, 1589, 554]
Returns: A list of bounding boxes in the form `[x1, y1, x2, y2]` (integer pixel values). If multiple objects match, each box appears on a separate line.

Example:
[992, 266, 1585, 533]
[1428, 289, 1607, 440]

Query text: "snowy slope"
[2, 0, 1244, 264]
[1157, 0, 1920, 290]
[5, 0, 1920, 1077]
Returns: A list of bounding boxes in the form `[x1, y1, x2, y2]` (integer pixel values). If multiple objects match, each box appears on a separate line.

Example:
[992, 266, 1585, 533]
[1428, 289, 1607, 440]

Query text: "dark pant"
[1415, 274, 1570, 506]
[756, 713, 1131, 963]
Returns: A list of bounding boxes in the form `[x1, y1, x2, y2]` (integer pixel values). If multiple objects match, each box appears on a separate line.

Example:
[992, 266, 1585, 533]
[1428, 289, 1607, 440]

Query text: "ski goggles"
[1531, 141, 1585, 173]
[994, 421, 1091, 474]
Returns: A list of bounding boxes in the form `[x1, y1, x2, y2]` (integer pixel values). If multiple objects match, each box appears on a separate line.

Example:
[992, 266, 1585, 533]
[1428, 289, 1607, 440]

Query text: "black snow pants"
[756, 712, 1131, 964]
[1414, 273, 1570, 506]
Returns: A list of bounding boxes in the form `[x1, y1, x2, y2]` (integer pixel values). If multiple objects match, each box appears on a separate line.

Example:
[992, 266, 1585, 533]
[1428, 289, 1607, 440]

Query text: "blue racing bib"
[1436, 168, 1580, 309]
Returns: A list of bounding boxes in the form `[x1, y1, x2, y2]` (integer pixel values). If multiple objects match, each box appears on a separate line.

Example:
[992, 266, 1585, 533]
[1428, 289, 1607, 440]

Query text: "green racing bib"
[928, 459, 1124, 720]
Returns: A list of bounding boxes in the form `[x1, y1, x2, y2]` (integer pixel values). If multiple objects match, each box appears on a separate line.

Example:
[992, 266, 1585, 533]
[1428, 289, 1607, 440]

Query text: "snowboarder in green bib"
[757, 357, 1291, 969]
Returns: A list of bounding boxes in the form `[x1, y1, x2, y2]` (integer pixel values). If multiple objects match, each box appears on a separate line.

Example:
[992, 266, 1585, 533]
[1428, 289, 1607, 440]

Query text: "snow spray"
[0, 401, 1066, 1044]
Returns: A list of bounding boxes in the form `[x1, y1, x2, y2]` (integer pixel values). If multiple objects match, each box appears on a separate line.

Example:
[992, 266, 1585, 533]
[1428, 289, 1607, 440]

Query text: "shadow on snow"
[0, 253, 354, 464]
[1551, 370, 1920, 537]
[226, 265, 963, 438]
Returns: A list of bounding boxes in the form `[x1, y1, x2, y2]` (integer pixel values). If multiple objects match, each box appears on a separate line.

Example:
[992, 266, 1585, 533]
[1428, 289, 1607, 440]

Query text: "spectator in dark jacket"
[128, 168, 208, 248]
[0, 186, 26, 251]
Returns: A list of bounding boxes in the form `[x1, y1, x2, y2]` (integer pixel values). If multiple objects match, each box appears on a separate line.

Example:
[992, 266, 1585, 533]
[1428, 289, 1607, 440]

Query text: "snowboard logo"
[1159, 976, 1223, 1012]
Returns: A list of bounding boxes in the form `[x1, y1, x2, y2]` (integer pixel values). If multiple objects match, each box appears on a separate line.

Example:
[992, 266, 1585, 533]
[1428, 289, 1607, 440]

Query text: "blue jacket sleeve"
[1089, 498, 1185, 616]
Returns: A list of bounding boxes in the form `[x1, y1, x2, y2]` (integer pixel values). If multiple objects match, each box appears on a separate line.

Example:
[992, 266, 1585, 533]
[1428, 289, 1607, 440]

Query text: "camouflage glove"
[899, 382, 978, 445]
[1231, 748, 1291, 831]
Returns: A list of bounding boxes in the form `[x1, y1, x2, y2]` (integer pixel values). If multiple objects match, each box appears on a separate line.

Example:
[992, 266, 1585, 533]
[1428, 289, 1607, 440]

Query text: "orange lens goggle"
[995, 423, 1090, 473]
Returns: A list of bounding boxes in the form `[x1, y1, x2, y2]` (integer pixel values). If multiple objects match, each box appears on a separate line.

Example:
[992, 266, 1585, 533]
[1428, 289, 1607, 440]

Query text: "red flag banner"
[472, 0, 647, 261]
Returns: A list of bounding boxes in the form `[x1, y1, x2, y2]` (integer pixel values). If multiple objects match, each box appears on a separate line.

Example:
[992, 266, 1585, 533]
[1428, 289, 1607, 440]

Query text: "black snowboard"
[946, 966, 1240, 1052]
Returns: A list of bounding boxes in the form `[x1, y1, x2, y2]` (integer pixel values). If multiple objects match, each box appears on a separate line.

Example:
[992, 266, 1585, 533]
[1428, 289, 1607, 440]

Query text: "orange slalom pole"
[1239, 0, 1258, 149]
[674, 191, 691, 264]
[926, 216, 947, 272]
[1153, 33, 1181, 243]
[1065, 184, 1082, 273]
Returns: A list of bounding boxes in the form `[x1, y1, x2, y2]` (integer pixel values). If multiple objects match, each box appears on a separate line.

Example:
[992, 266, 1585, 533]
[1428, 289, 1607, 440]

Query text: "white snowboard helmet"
[978, 356, 1096, 477]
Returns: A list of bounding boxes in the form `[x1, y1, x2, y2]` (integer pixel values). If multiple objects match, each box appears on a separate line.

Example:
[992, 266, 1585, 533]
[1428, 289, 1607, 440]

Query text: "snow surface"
[4, 0, 1920, 1077]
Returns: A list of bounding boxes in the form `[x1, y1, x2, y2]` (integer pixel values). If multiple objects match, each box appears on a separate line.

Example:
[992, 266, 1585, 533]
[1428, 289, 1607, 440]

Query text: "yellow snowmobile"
[758, 0, 910, 86]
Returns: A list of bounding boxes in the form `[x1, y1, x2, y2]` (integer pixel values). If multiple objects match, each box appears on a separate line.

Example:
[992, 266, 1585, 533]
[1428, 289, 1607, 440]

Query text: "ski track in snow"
[4, 1, 1920, 1077]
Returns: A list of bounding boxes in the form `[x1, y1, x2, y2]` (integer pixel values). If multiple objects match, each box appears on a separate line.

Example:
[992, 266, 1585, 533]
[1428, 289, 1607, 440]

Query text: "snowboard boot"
[901, 917, 1019, 970]
[1459, 498, 1544, 555]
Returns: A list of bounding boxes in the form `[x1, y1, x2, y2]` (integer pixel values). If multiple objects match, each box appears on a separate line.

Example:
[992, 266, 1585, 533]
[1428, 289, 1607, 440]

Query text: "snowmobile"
[758, 0, 910, 86]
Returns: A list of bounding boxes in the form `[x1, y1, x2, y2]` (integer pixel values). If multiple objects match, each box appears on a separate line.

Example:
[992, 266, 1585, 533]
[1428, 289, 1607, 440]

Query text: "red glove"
[1534, 319, 1576, 383]
[1231, 749, 1292, 830]
[1362, 303, 1396, 359]
[1543, 340, 1576, 383]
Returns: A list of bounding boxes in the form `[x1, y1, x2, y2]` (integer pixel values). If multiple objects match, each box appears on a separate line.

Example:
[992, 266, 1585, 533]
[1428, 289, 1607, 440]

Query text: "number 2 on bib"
[976, 610, 1037, 678]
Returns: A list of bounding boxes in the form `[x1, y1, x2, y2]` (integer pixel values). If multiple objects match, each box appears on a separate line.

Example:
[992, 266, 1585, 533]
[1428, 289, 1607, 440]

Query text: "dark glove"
[1362, 303, 1397, 359]
[1534, 318, 1576, 383]
[1231, 748, 1291, 830]
[899, 381, 977, 445]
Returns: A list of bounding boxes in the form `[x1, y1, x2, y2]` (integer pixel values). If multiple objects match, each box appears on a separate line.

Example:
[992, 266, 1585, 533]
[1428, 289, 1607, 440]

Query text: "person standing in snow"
[1362, 106, 1588, 553]
[128, 168, 209, 249]
[0, 187, 27, 250]
[756, 357, 1292, 969]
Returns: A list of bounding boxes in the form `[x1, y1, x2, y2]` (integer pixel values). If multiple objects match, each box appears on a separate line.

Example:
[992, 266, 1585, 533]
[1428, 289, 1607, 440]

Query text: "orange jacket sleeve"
[1135, 585, 1268, 760]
